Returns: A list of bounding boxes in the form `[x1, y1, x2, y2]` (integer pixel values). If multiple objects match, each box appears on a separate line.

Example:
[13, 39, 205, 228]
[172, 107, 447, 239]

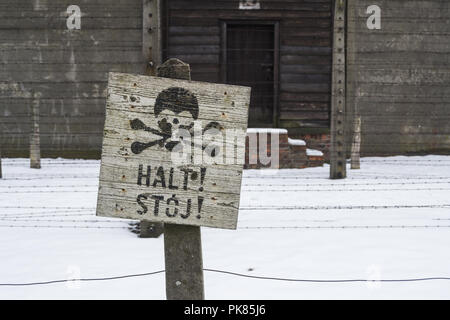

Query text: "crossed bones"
[130, 118, 222, 156]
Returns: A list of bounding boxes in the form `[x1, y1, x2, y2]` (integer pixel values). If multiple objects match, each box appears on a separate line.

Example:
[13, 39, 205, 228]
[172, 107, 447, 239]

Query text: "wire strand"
[1, 269, 449, 287]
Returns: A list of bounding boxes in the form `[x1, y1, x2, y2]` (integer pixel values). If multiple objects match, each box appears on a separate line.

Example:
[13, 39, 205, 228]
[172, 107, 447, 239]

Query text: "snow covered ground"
[0, 155, 449, 299]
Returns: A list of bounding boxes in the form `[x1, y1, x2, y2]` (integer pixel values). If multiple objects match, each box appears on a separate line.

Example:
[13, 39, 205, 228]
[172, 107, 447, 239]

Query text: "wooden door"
[224, 23, 277, 127]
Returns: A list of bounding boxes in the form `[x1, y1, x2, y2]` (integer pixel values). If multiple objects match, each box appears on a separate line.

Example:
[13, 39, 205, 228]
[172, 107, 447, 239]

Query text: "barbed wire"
[3, 174, 450, 181]
[0, 218, 127, 224]
[0, 210, 92, 215]
[242, 187, 450, 192]
[351, 164, 450, 167]
[239, 225, 450, 230]
[6, 176, 448, 182]
[243, 175, 450, 180]
[0, 190, 96, 194]
[0, 209, 93, 215]
[243, 181, 450, 187]
[1, 159, 450, 166]
[0, 214, 95, 219]
[0, 206, 95, 209]
[0, 147, 449, 154]
[3, 185, 450, 192]
[1, 222, 450, 231]
[1, 162, 100, 167]
[0, 185, 98, 189]
[240, 204, 450, 211]
[4, 181, 448, 190]
[357, 159, 450, 162]
[1, 159, 99, 162]
[0, 224, 128, 229]
[1, 204, 449, 213]
[0, 175, 99, 180]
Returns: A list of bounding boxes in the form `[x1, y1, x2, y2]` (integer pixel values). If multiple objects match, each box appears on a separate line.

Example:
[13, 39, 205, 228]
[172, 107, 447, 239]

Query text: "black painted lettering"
[166, 194, 179, 217]
[196, 196, 204, 219]
[180, 168, 193, 190]
[136, 193, 149, 215]
[168, 168, 179, 190]
[181, 198, 192, 219]
[151, 195, 164, 216]
[199, 167, 206, 192]
[137, 165, 151, 187]
[152, 166, 167, 188]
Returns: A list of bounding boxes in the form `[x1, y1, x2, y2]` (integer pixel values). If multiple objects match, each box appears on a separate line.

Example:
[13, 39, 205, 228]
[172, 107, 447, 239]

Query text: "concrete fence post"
[30, 92, 41, 169]
[330, 0, 347, 179]
[351, 115, 361, 169]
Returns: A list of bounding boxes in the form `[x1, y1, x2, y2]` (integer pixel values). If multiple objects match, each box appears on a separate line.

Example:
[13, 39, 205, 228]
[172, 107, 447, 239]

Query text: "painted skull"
[130, 86, 222, 158]
[130, 87, 199, 154]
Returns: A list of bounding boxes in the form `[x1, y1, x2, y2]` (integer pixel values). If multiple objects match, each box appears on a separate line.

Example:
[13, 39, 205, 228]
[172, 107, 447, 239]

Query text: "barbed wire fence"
[1, 106, 450, 292]
[0, 0, 449, 297]
[1, 157, 450, 289]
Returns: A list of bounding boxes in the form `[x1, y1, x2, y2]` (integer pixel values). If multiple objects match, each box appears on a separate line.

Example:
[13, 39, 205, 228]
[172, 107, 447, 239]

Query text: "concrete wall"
[0, 0, 145, 158]
[347, 0, 450, 156]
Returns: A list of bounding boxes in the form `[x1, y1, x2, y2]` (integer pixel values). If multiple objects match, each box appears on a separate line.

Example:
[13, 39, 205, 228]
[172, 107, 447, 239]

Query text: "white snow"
[288, 138, 306, 146]
[0, 155, 450, 299]
[307, 149, 324, 156]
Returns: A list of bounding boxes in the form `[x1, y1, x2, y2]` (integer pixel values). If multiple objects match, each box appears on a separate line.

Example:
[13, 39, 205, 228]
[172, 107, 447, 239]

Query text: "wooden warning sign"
[96, 72, 251, 229]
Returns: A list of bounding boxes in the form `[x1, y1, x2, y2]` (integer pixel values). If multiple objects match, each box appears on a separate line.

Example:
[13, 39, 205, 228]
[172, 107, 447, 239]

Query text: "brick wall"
[296, 133, 331, 162]
[244, 129, 324, 169]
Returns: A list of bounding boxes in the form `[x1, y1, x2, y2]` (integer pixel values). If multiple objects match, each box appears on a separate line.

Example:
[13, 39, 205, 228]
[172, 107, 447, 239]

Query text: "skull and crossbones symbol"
[130, 87, 222, 156]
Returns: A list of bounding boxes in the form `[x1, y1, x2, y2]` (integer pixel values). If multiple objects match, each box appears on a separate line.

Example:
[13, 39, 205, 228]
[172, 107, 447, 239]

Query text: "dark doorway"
[222, 22, 279, 127]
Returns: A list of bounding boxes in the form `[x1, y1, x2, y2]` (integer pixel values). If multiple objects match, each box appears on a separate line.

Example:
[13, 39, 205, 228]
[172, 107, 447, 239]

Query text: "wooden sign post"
[139, 0, 164, 238]
[157, 59, 203, 299]
[96, 59, 251, 299]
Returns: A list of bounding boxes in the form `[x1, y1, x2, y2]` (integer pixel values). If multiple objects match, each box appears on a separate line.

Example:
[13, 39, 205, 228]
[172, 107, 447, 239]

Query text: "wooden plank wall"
[165, 0, 333, 130]
[348, 0, 450, 156]
[0, 0, 145, 157]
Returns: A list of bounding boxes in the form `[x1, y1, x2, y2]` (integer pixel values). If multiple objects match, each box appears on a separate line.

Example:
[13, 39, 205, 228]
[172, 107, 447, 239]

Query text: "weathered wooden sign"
[96, 72, 251, 229]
